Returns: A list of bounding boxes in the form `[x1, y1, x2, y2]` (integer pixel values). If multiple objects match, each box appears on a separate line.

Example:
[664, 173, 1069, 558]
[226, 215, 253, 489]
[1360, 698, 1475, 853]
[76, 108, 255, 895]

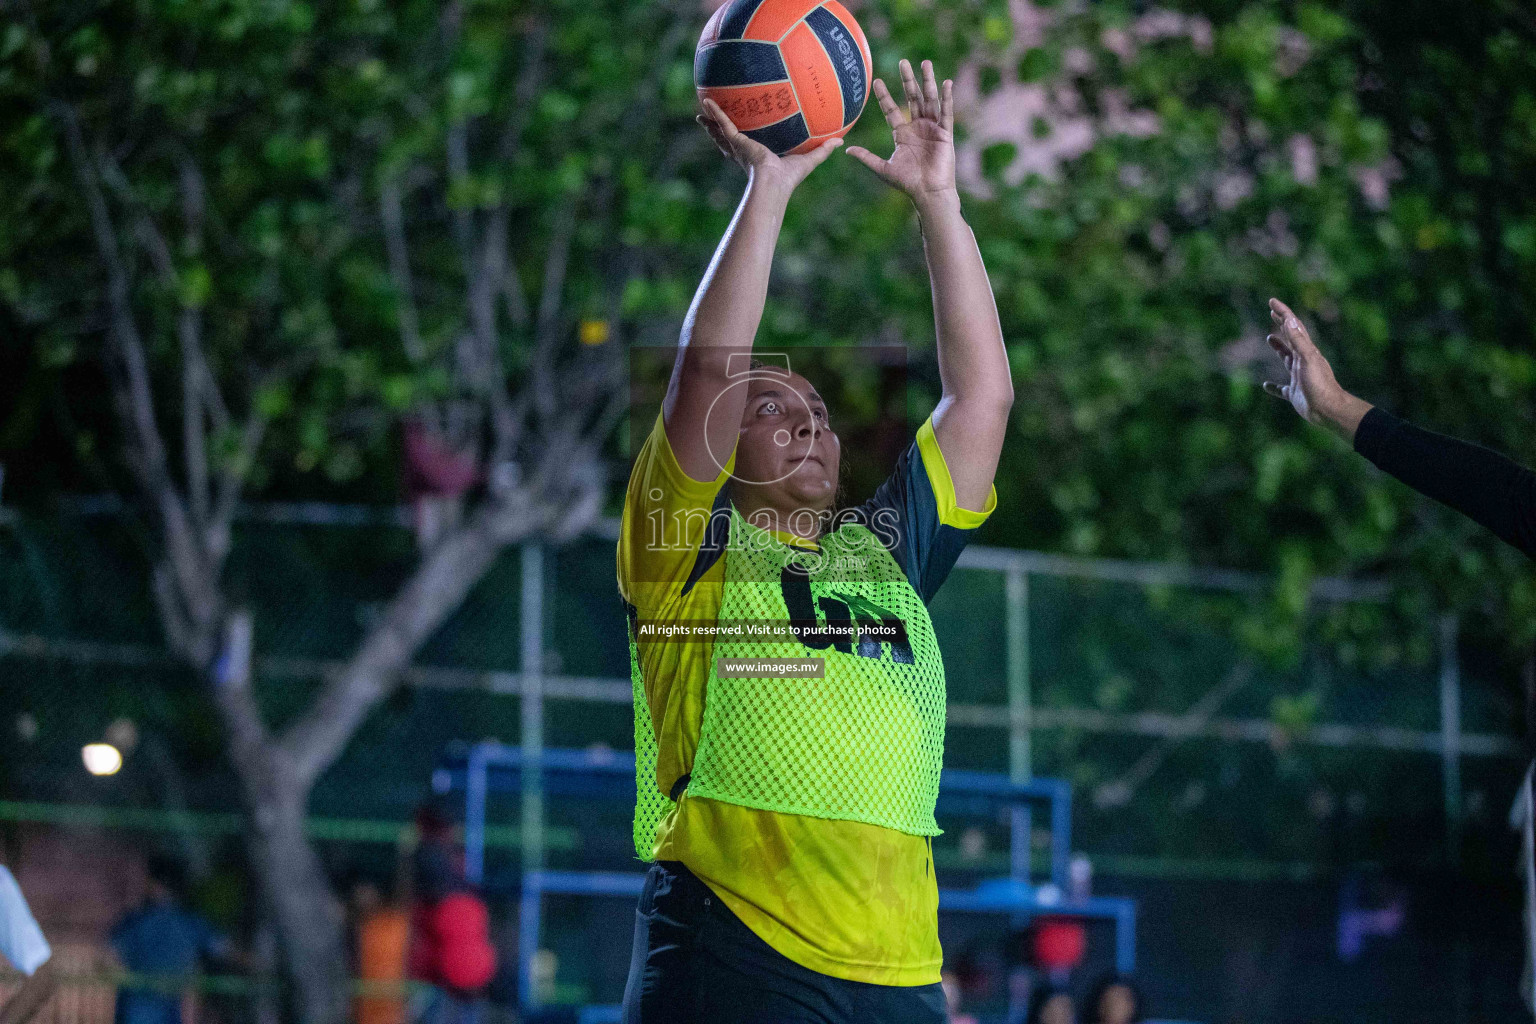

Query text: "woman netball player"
[617, 59, 1012, 1022]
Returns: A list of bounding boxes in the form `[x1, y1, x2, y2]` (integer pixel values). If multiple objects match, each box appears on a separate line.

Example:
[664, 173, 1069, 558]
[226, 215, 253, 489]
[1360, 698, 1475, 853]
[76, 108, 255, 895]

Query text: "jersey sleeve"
[1354, 406, 1536, 557]
[617, 410, 736, 607]
[852, 414, 997, 603]
[616, 411, 737, 800]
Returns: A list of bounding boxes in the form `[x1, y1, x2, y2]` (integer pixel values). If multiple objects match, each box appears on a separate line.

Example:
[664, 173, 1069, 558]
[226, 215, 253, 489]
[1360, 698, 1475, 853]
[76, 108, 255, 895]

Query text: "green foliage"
[3, 0, 1534, 868]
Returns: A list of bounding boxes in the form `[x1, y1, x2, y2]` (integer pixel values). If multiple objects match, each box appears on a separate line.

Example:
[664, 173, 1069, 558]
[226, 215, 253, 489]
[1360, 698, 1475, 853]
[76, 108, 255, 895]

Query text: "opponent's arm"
[664, 102, 842, 483]
[1262, 298, 1372, 441]
[848, 60, 1012, 512]
[1265, 297, 1536, 556]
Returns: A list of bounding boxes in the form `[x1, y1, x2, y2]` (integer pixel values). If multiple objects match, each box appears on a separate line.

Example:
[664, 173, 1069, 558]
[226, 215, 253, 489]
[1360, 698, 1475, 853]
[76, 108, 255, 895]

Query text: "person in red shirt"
[406, 805, 497, 1024]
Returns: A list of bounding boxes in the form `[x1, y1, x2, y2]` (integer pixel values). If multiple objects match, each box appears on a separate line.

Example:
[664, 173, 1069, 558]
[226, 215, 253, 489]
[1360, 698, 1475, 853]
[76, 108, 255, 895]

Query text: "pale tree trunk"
[214, 611, 351, 1024]
[54, 11, 630, 1017]
[63, 103, 370, 1020]
[246, 770, 349, 1024]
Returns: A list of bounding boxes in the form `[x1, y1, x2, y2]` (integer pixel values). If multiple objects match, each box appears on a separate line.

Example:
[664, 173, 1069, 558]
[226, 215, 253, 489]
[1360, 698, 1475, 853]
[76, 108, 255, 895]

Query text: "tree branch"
[100, 143, 261, 593]
[529, 199, 577, 424]
[463, 207, 526, 471]
[503, 256, 532, 332]
[208, 410, 267, 562]
[183, 319, 210, 526]
[279, 493, 539, 788]
[468, 206, 504, 370]
[442, 2, 477, 285]
[55, 102, 223, 661]
[496, 23, 548, 165]
[493, 21, 548, 336]
[380, 176, 426, 363]
[210, 609, 275, 776]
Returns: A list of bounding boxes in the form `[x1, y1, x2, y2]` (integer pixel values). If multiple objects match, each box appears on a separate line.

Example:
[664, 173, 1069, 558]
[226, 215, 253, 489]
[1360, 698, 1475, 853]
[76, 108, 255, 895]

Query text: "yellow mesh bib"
[631, 506, 947, 857]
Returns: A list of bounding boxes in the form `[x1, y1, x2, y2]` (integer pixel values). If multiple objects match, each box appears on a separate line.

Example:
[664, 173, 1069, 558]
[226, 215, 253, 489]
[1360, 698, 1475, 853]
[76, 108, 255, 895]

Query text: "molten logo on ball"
[824, 25, 862, 108]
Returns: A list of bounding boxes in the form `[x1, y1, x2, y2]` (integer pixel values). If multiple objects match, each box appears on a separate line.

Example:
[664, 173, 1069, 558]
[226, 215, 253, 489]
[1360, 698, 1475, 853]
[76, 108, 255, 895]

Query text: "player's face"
[735, 371, 840, 513]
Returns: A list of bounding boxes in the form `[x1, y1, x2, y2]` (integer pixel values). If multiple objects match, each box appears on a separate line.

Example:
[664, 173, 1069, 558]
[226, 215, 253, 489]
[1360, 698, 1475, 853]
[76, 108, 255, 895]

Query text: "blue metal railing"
[435, 741, 1135, 1011]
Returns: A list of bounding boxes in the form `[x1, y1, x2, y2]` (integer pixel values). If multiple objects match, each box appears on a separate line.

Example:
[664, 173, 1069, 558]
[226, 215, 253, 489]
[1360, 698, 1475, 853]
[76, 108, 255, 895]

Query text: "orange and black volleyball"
[695, 0, 873, 155]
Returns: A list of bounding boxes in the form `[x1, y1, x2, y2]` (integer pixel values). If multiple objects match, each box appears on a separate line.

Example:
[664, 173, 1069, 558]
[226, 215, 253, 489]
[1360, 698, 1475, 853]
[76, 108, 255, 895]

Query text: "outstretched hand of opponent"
[847, 58, 955, 202]
[1263, 298, 1373, 441]
[697, 98, 842, 196]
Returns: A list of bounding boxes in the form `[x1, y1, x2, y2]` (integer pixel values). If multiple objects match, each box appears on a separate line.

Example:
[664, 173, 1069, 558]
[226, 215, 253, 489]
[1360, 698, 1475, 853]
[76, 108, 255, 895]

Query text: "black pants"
[621, 861, 946, 1024]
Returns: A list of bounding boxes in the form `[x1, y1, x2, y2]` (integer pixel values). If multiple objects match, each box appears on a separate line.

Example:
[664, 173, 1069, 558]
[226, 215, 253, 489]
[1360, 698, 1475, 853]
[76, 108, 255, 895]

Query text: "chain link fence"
[0, 506, 1527, 1021]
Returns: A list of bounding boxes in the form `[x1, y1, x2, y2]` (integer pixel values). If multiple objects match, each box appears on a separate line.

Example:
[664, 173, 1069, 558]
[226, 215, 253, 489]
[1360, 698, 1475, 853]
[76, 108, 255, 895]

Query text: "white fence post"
[522, 543, 546, 877]
[1006, 565, 1032, 882]
[1439, 612, 1463, 867]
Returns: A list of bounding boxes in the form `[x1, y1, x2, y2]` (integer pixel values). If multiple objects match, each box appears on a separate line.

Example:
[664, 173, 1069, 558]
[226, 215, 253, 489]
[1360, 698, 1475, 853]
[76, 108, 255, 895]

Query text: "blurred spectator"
[1336, 872, 1406, 962]
[1025, 986, 1076, 1024]
[110, 854, 234, 1024]
[1026, 916, 1086, 986]
[1001, 927, 1037, 1024]
[0, 863, 56, 1024]
[351, 877, 410, 1024]
[409, 803, 461, 907]
[405, 805, 496, 1024]
[1083, 975, 1143, 1024]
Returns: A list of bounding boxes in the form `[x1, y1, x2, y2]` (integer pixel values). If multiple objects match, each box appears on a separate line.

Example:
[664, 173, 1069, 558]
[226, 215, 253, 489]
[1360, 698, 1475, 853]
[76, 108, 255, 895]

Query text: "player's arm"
[665, 102, 842, 483]
[1265, 297, 1536, 556]
[848, 59, 1012, 513]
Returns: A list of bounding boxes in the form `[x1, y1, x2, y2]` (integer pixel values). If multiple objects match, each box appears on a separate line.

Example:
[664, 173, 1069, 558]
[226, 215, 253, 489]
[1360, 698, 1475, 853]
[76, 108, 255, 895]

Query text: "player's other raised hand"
[846, 58, 955, 201]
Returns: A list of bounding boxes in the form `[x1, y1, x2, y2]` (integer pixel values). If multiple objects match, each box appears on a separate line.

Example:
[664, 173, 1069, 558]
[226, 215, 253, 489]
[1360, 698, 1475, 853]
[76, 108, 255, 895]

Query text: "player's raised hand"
[1263, 298, 1372, 439]
[697, 98, 842, 194]
[846, 58, 955, 201]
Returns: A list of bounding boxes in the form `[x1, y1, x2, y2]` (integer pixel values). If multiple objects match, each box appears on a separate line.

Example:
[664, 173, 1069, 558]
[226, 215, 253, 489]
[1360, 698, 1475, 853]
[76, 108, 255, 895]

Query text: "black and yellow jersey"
[616, 410, 994, 985]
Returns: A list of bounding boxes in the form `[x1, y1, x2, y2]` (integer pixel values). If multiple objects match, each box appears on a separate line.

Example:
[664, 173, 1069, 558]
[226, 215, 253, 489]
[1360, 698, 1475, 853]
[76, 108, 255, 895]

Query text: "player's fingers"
[1269, 297, 1299, 331]
[1268, 297, 1313, 351]
[701, 119, 732, 148]
[736, 135, 776, 165]
[702, 99, 741, 141]
[845, 145, 891, 179]
[802, 136, 843, 167]
[921, 60, 940, 115]
[872, 78, 905, 129]
[697, 116, 732, 157]
[1262, 381, 1287, 400]
[899, 58, 921, 117]
[1266, 333, 1293, 360]
[940, 79, 954, 132]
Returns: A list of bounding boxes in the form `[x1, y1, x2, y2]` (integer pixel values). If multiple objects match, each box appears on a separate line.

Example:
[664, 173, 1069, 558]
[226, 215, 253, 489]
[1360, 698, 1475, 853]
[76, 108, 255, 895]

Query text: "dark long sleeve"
[1353, 406, 1536, 557]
